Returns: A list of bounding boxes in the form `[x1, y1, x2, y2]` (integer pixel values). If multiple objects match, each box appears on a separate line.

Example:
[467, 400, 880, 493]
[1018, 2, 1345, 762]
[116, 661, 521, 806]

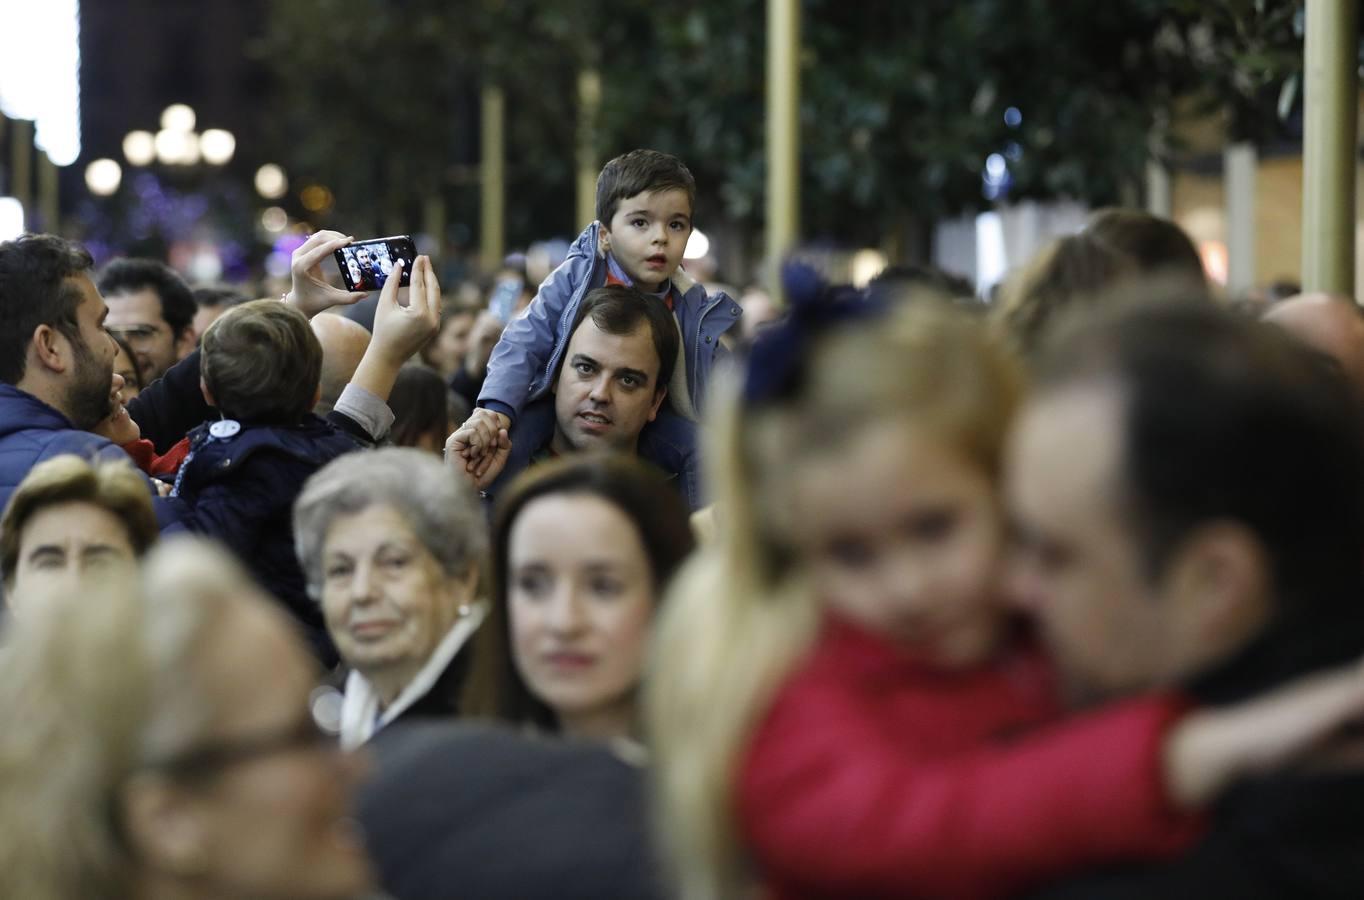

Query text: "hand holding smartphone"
[333, 235, 417, 292]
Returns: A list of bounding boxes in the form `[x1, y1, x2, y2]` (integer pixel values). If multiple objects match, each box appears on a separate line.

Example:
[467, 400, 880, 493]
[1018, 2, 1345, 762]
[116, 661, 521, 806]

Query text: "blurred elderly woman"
[1, 454, 158, 610]
[294, 447, 487, 748]
[0, 537, 374, 900]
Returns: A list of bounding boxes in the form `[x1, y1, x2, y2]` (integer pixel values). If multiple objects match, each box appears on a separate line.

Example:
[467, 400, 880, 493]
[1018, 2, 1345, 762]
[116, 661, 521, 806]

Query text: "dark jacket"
[0, 385, 185, 530]
[1023, 771, 1364, 899]
[172, 415, 362, 662]
[127, 348, 215, 454]
[485, 394, 693, 509]
[1025, 615, 1364, 899]
[359, 723, 668, 900]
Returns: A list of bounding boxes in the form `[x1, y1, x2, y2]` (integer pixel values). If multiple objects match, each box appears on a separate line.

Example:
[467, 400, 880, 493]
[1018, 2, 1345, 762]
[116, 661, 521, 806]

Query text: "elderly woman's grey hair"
[0, 537, 274, 900]
[293, 447, 487, 599]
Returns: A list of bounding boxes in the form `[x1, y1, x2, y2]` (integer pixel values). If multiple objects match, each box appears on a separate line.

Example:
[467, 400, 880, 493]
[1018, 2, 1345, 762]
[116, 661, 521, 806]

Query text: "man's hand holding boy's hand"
[445, 425, 511, 491]
[451, 408, 512, 459]
[285, 230, 370, 318]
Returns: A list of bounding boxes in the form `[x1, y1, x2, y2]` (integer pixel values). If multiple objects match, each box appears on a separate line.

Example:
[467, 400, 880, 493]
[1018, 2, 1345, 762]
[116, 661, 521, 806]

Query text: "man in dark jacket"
[1007, 302, 1364, 898]
[447, 285, 690, 507]
[0, 234, 189, 529]
[358, 723, 668, 900]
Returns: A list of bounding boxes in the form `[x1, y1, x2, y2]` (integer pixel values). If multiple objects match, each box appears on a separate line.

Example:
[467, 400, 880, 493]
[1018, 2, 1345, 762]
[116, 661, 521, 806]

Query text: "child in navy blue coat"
[172, 299, 362, 663]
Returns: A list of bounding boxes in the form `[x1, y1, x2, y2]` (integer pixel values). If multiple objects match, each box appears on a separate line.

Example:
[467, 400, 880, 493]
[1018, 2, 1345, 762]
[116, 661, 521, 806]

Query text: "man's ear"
[173, 327, 197, 361]
[648, 385, 668, 423]
[119, 772, 211, 876]
[28, 324, 70, 376]
[1161, 521, 1272, 672]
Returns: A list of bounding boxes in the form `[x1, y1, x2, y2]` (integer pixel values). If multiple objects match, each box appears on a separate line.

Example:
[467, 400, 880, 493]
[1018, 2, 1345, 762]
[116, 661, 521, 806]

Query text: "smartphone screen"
[333, 235, 416, 292]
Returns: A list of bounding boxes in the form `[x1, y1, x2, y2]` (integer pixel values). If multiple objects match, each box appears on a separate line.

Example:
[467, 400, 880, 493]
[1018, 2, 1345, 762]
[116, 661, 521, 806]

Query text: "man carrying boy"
[451, 149, 742, 507]
[448, 285, 683, 506]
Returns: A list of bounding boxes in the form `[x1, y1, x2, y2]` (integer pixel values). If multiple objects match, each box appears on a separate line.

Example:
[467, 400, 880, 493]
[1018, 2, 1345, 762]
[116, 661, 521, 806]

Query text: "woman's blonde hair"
[0, 538, 270, 900]
[645, 299, 1023, 899]
[0, 454, 158, 589]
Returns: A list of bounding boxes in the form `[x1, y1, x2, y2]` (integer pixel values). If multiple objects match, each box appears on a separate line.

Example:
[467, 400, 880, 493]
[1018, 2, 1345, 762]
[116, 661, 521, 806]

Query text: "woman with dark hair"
[387, 363, 451, 455]
[461, 454, 695, 749]
[110, 332, 145, 401]
[358, 454, 691, 900]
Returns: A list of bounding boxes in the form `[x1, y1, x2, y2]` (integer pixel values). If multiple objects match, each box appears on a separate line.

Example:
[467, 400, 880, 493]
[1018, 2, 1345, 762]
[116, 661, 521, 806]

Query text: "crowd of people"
[0, 148, 1362, 899]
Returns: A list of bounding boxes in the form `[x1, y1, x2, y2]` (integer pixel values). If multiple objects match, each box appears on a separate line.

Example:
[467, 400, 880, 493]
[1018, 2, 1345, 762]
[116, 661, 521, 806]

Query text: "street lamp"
[154, 129, 196, 165]
[255, 163, 287, 199]
[122, 130, 155, 166]
[85, 158, 122, 196]
[160, 103, 196, 133]
[200, 128, 236, 165]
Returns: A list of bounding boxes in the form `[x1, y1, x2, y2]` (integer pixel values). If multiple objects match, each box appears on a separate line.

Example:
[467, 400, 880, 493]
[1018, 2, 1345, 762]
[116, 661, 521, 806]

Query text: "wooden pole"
[576, 68, 602, 230]
[766, 0, 800, 305]
[11, 119, 32, 220]
[480, 83, 506, 272]
[1301, 0, 1359, 295]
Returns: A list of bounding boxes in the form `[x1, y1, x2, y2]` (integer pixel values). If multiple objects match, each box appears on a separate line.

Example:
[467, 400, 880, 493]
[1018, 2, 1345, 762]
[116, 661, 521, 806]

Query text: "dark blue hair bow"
[742, 261, 885, 406]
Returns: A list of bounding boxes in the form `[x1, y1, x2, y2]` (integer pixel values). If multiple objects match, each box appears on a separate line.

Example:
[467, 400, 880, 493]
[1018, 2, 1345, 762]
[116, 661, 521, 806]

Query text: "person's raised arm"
[283, 230, 370, 319]
[347, 256, 440, 405]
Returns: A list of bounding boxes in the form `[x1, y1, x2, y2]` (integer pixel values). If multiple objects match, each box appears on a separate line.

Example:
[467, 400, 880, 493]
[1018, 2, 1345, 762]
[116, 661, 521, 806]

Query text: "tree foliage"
[259, 0, 1316, 254]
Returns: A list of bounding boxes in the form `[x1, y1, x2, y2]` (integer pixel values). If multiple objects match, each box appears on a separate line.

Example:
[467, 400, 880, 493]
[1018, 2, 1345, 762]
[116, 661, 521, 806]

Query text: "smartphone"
[488, 276, 524, 322]
[333, 235, 416, 292]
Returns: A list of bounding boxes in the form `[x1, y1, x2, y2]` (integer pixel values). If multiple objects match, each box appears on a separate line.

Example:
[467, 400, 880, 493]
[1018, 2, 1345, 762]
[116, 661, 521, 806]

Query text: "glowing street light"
[122, 130, 155, 166]
[260, 206, 288, 233]
[200, 128, 236, 165]
[160, 103, 196, 133]
[684, 228, 710, 260]
[255, 163, 287, 199]
[154, 128, 202, 165]
[0, 197, 24, 241]
[84, 158, 122, 196]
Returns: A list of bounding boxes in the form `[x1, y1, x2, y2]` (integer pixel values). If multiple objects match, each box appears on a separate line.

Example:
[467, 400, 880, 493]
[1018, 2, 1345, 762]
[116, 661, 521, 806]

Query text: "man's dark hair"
[595, 149, 696, 224]
[1084, 209, 1208, 291]
[0, 234, 94, 384]
[192, 285, 251, 311]
[868, 264, 979, 307]
[201, 299, 323, 425]
[97, 258, 196, 339]
[558, 285, 678, 393]
[1039, 301, 1364, 697]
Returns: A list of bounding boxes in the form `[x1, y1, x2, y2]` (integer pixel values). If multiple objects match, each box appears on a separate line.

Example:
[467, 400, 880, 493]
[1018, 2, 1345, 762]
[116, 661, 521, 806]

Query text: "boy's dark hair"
[97, 258, 196, 339]
[388, 363, 450, 449]
[1084, 209, 1207, 291]
[558, 285, 678, 393]
[1039, 301, 1364, 693]
[192, 285, 252, 311]
[595, 149, 696, 224]
[201, 299, 323, 425]
[0, 234, 94, 384]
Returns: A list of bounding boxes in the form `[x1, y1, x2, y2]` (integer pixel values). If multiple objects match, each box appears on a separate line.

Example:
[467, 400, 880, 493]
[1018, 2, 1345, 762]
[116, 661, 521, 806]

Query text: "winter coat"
[478, 221, 742, 425]
[481, 394, 692, 510]
[172, 415, 362, 663]
[359, 722, 668, 900]
[475, 223, 737, 508]
[739, 615, 1203, 900]
[0, 385, 184, 530]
